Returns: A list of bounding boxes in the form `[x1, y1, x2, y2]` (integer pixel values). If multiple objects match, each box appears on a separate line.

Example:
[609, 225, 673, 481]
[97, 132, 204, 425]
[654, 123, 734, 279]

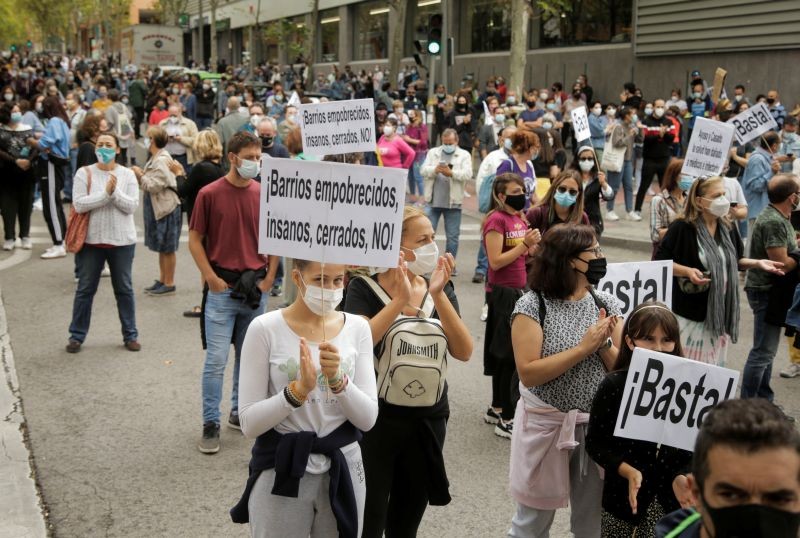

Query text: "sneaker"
[20, 237, 32, 250]
[33, 199, 43, 211]
[270, 284, 282, 297]
[451, 268, 459, 277]
[480, 303, 489, 322]
[124, 340, 141, 352]
[484, 407, 501, 425]
[143, 280, 163, 293]
[228, 411, 242, 430]
[627, 211, 642, 222]
[147, 284, 176, 296]
[14, 238, 21, 247]
[198, 422, 220, 454]
[472, 272, 485, 284]
[2, 239, 14, 251]
[65, 339, 82, 353]
[780, 363, 800, 378]
[40, 245, 66, 259]
[605, 210, 620, 222]
[101, 265, 111, 277]
[494, 418, 514, 439]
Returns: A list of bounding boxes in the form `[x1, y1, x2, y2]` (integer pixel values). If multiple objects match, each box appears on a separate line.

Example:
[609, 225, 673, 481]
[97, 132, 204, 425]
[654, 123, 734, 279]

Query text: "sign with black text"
[595, 260, 672, 319]
[297, 98, 376, 157]
[727, 102, 779, 145]
[681, 117, 735, 178]
[614, 348, 740, 452]
[259, 159, 405, 267]
[571, 106, 591, 143]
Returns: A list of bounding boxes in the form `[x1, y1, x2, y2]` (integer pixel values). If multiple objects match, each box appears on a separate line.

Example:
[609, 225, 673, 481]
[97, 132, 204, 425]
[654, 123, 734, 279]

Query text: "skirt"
[601, 501, 665, 538]
[675, 314, 729, 367]
[143, 194, 181, 253]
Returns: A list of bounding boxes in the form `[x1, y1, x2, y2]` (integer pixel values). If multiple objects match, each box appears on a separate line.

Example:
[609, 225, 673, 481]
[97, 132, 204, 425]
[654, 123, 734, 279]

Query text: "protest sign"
[297, 98, 376, 157]
[595, 260, 672, 319]
[259, 159, 406, 267]
[571, 106, 591, 143]
[482, 101, 493, 126]
[288, 91, 301, 107]
[711, 67, 727, 105]
[727, 102, 779, 145]
[614, 348, 740, 452]
[681, 117, 735, 178]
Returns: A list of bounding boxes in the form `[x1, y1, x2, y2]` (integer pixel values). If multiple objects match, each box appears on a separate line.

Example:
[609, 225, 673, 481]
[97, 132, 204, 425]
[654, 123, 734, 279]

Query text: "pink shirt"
[377, 134, 415, 169]
[483, 210, 528, 291]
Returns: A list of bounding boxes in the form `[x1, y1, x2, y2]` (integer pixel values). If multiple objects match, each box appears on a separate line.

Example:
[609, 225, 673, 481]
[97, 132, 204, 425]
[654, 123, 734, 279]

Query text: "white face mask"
[578, 159, 594, 172]
[654, 107, 665, 118]
[644, 107, 654, 116]
[592, 107, 602, 116]
[250, 114, 262, 127]
[606, 108, 616, 117]
[403, 242, 439, 275]
[236, 157, 260, 179]
[299, 275, 344, 316]
[383, 125, 394, 136]
[704, 195, 730, 218]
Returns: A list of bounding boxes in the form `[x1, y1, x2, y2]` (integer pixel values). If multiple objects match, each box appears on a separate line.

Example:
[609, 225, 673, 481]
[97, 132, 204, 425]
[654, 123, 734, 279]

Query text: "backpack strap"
[356, 275, 392, 306]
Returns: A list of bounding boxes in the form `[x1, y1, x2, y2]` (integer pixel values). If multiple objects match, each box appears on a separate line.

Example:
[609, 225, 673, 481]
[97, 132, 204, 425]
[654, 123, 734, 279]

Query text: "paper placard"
[614, 348, 740, 452]
[571, 106, 591, 143]
[595, 260, 673, 319]
[297, 98, 376, 157]
[258, 159, 406, 267]
[727, 102, 779, 145]
[711, 67, 727, 105]
[681, 117, 735, 178]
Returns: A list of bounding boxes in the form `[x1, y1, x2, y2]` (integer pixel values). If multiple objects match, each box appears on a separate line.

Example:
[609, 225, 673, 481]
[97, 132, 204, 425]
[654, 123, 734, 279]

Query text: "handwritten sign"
[571, 106, 591, 143]
[681, 117, 735, 177]
[727, 102, 779, 145]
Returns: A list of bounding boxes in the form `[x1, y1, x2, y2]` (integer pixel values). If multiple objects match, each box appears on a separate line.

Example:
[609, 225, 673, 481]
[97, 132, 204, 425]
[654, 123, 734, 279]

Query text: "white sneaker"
[20, 237, 32, 250]
[101, 265, 111, 277]
[605, 210, 620, 222]
[2, 239, 14, 251]
[780, 363, 800, 378]
[628, 211, 642, 222]
[33, 199, 43, 211]
[41, 245, 66, 259]
[480, 303, 488, 322]
[14, 238, 21, 247]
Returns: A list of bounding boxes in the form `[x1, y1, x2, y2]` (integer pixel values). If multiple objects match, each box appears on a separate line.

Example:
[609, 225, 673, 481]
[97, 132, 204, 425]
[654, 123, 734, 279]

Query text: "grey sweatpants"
[248, 457, 367, 538]
[507, 424, 603, 538]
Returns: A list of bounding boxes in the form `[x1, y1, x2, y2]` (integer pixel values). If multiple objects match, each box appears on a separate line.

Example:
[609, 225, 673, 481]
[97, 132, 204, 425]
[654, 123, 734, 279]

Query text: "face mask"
[3, 93, 13, 101]
[157, 104, 166, 110]
[442, 144, 456, 154]
[578, 257, 607, 286]
[382, 125, 394, 137]
[203, 84, 211, 91]
[572, 92, 581, 99]
[579, 159, 594, 172]
[654, 107, 665, 118]
[286, 113, 297, 122]
[456, 103, 467, 112]
[767, 98, 776, 105]
[678, 174, 695, 192]
[95, 147, 116, 164]
[250, 114, 262, 127]
[793, 194, 800, 212]
[592, 107, 602, 116]
[542, 121, 553, 130]
[504, 138, 513, 150]
[539, 93, 549, 101]
[644, 107, 654, 116]
[299, 276, 344, 316]
[495, 114, 505, 123]
[531, 151, 539, 161]
[236, 157, 260, 179]
[671, 95, 679, 101]
[261, 136, 274, 147]
[506, 96, 516, 105]
[631, 114, 639, 124]
[121, 98, 129, 105]
[703, 499, 800, 538]
[274, 94, 284, 102]
[10, 112, 22, 123]
[546, 103, 556, 110]
[693, 92, 702, 99]
[734, 95, 742, 102]
[436, 93, 445, 99]
[705, 195, 730, 218]
[504, 193, 526, 211]
[403, 242, 439, 275]
[526, 100, 536, 108]
[554, 190, 577, 207]
[607, 108, 616, 117]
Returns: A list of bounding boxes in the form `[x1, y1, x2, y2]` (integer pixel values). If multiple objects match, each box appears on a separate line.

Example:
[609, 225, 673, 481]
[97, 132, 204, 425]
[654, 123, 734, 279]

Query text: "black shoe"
[147, 284, 176, 296]
[228, 411, 241, 430]
[65, 339, 82, 353]
[198, 422, 220, 454]
[143, 280, 163, 293]
[472, 272, 485, 284]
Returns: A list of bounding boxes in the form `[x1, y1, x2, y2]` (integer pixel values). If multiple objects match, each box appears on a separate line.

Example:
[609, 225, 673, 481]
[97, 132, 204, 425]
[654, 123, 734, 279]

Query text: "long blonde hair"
[193, 130, 223, 161]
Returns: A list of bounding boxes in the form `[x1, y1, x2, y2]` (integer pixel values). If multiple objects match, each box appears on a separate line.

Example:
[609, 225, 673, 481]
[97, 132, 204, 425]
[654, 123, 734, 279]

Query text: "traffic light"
[10, 44, 17, 52]
[427, 14, 442, 55]
[26, 41, 32, 49]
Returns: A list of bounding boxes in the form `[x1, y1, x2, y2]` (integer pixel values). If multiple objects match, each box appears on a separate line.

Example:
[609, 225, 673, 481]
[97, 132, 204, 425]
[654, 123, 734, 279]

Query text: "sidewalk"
[461, 180, 654, 254]
[0, 288, 48, 538]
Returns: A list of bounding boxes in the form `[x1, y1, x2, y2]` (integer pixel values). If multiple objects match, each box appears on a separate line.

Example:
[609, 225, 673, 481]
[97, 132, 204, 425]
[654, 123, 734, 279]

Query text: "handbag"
[65, 166, 92, 253]
[600, 126, 625, 172]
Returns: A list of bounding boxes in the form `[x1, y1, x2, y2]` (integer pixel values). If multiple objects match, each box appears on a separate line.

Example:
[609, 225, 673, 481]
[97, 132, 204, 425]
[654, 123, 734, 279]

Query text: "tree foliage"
[154, 0, 190, 26]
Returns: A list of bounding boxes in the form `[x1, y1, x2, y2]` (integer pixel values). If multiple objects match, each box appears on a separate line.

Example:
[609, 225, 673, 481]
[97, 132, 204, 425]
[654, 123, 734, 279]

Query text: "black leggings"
[37, 159, 67, 245]
[635, 157, 669, 212]
[0, 177, 34, 240]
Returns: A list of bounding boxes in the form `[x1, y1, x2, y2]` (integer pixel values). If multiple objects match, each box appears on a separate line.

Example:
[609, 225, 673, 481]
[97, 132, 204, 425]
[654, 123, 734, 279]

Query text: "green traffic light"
[427, 41, 441, 55]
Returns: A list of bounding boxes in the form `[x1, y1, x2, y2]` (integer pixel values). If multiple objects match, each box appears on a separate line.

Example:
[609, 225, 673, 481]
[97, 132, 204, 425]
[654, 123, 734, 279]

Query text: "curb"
[0, 289, 49, 538]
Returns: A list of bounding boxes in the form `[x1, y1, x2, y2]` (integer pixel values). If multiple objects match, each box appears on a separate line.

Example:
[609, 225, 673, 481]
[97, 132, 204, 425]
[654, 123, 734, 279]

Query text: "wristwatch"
[602, 337, 613, 350]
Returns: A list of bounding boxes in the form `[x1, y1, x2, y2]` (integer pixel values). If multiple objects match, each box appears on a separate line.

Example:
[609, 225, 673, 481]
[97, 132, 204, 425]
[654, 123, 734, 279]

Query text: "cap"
[691, 70, 700, 77]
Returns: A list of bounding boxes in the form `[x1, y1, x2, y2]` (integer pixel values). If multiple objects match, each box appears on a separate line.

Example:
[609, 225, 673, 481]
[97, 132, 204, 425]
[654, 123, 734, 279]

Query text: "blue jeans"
[426, 206, 461, 259]
[475, 240, 488, 276]
[69, 244, 137, 343]
[408, 156, 425, 196]
[197, 117, 213, 130]
[65, 147, 79, 200]
[741, 290, 781, 401]
[605, 159, 634, 213]
[202, 288, 267, 424]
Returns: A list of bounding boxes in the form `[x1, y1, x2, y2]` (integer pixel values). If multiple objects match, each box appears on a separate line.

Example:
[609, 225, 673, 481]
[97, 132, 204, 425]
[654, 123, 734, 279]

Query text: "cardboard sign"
[571, 106, 591, 142]
[614, 348, 740, 452]
[595, 261, 673, 319]
[711, 67, 727, 105]
[681, 117, 735, 178]
[483, 100, 493, 126]
[727, 102, 779, 145]
[297, 98, 376, 157]
[258, 159, 406, 267]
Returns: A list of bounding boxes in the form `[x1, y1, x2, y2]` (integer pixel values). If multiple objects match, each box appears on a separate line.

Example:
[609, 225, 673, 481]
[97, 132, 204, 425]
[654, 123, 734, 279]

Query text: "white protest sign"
[483, 101, 493, 126]
[288, 91, 301, 107]
[595, 260, 673, 319]
[681, 117, 735, 178]
[571, 106, 591, 142]
[297, 98, 376, 157]
[727, 102, 778, 145]
[259, 159, 406, 267]
[614, 348, 740, 452]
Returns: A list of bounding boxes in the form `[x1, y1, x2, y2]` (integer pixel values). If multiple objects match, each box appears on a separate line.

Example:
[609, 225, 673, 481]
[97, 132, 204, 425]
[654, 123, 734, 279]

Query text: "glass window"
[538, 0, 632, 48]
[464, 0, 512, 53]
[354, 1, 389, 61]
[406, 0, 442, 57]
[319, 9, 340, 62]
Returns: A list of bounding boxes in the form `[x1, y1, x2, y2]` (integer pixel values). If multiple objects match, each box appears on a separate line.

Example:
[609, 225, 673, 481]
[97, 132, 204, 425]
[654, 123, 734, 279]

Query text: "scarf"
[695, 218, 739, 343]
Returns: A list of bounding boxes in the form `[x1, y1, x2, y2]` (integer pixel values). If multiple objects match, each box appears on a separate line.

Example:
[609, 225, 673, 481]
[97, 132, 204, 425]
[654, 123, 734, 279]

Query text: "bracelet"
[330, 374, 349, 394]
[522, 240, 531, 248]
[327, 369, 344, 387]
[284, 381, 308, 408]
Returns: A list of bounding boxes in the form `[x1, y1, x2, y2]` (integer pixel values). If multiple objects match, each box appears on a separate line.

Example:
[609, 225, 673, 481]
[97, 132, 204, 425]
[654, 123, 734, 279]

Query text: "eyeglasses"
[557, 186, 579, 196]
[582, 245, 603, 257]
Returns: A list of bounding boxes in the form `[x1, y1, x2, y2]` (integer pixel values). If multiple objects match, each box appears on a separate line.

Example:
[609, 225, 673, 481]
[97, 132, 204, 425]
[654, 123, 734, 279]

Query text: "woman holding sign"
[586, 302, 693, 538]
[232, 260, 379, 537]
[344, 206, 473, 538]
[655, 176, 784, 366]
[508, 224, 623, 537]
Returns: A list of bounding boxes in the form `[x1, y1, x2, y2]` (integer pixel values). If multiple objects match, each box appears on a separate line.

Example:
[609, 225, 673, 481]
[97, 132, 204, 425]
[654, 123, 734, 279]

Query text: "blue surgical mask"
[10, 112, 22, 123]
[95, 147, 116, 164]
[495, 114, 505, 123]
[678, 174, 695, 192]
[554, 190, 577, 207]
[236, 157, 260, 179]
[531, 151, 539, 161]
[631, 114, 639, 124]
[542, 122, 553, 130]
[442, 144, 456, 154]
[546, 103, 556, 111]
[504, 138, 513, 150]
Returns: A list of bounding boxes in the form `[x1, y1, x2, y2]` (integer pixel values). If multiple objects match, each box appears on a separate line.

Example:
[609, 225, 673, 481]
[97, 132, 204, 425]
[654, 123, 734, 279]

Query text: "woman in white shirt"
[67, 132, 140, 353]
[232, 260, 378, 538]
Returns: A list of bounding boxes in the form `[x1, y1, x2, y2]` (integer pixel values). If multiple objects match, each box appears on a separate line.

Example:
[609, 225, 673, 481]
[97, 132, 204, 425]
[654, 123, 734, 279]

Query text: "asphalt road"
[2, 208, 796, 538]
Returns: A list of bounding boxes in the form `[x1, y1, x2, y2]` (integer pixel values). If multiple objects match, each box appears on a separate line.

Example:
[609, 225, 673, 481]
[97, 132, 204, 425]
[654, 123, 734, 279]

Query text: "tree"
[305, 0, 320, 83]
[154, 0, 190, 26]
[387, 0, 409, 88]
[209, 0, 219, 71]
[0, 0, 28, 49]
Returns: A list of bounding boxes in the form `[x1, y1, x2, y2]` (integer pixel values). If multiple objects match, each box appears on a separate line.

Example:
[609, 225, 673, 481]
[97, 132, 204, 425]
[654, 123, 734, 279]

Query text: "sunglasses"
[557, 186, 579, 197]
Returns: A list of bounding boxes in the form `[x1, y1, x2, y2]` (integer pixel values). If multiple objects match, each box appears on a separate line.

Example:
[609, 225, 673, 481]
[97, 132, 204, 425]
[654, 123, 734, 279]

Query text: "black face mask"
[261, 136, 273, 148]
[504, 193, 526, 211]
[578, 257, 607, 285]
[703, 500, 800, 538]
[526, 100, 536, 108]
[767, 98, 776, 105]
[456, 103, 467, 112]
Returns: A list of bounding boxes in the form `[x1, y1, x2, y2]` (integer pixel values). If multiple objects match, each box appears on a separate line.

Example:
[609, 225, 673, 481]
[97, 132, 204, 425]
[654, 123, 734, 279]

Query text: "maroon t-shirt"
[189, 177, 267, 272]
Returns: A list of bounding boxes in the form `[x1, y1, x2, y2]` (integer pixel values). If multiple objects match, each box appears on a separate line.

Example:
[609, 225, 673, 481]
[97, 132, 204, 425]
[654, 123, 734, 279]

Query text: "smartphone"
[447, 164, 453, 169]
[730, 202, 738, 207]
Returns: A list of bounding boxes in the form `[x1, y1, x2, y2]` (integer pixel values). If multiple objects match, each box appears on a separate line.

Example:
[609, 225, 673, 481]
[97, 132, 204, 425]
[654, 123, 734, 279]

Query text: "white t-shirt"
[238, 310, 378, 474]
[723, 176, 748, 208]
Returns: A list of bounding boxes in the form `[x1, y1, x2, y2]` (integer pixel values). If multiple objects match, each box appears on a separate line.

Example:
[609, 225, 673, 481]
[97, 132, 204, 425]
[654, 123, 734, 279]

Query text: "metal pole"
[441, 0, 449, 90]
[429, 55, 436, 141]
